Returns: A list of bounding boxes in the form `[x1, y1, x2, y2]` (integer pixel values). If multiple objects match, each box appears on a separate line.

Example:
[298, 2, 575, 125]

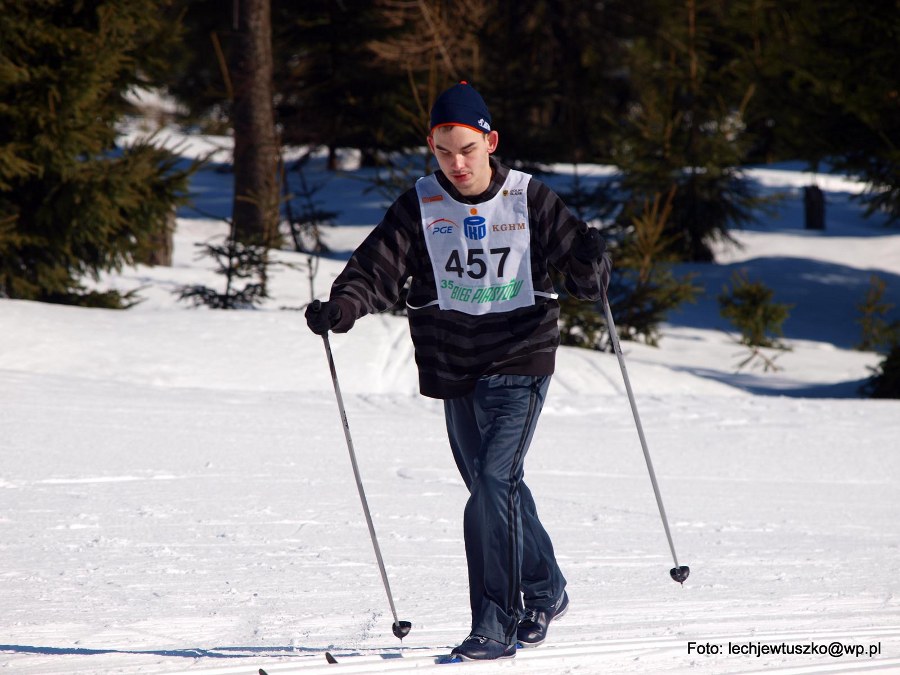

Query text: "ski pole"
[592, 266, 690, 585]
[311, 300, 412, 638]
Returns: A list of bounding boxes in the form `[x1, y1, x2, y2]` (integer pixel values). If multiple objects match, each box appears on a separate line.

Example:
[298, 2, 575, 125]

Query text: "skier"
[306, 81, 611, 661]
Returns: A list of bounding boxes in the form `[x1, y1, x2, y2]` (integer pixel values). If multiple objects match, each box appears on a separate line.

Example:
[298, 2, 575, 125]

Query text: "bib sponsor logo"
[427, 217, 456, 234]
[464, 208, 487, 240]
[492, 222, 526, 233]
[422, 194, 444, 203]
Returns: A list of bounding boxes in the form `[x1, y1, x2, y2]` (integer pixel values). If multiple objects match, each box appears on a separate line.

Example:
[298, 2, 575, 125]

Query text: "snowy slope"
[2, 138, 900, 674]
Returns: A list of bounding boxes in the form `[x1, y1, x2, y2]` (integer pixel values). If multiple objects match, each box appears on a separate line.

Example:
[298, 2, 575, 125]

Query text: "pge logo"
[427, 217, 455, 235]
[464, 209, 487, 240]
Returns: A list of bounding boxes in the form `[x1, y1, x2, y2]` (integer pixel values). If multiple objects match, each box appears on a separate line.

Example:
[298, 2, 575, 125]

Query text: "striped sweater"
[329, 158, 612, 399]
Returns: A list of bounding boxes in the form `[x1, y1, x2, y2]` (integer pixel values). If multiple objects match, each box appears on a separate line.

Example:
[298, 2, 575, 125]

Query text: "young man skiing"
[305, 82, 611, 661]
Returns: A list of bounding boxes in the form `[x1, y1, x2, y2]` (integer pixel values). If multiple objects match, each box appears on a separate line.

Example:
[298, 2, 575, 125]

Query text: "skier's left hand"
[573, 225, 607, 264]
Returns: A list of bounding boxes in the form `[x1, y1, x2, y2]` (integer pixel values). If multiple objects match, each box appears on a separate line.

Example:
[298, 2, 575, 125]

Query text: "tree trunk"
[231, 0, 279, 248]
[804, 185, 825, 230]
[142, 208, 175, 267]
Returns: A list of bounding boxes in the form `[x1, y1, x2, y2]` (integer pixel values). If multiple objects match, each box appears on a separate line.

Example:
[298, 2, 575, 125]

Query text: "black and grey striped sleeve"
[329, 188, 422, 332]
[528, 179, 611, 300]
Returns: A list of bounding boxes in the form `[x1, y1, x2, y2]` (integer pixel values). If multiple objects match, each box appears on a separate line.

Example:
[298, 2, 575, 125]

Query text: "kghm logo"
[492, 222, 526, 232]
[464, 208, 487, 240]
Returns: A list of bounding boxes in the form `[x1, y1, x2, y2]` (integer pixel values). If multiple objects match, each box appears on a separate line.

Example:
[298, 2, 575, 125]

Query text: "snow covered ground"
[2, 133, 900, 674]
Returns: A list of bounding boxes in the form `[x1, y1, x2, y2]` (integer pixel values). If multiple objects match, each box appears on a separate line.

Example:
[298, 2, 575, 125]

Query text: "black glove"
[305, 300, 342, 335]
[573, 226, 607, 264]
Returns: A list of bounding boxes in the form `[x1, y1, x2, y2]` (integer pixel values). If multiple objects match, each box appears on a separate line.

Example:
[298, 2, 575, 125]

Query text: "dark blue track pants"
[443, 374, 566, 645]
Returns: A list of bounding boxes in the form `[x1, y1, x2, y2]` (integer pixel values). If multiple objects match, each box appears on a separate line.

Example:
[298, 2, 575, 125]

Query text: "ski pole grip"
[311, 299, 322, 312]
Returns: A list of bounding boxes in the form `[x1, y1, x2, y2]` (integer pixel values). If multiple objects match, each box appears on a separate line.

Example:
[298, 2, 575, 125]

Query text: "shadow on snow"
[0, 643, 428, 660]
[0, 643, 315, 659]
[668, 256, 900, 351]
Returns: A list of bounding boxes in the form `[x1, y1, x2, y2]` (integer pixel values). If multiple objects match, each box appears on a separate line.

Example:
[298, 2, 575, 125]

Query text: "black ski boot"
[517, 591, 569, 648]
[450, 634, 516, 661]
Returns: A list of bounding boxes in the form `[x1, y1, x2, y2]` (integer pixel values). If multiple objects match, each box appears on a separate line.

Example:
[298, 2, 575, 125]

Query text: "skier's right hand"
[306, 300, 342, 335]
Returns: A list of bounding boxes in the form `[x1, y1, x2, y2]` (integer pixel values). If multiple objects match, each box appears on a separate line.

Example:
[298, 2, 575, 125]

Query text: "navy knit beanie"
[430, 81, 492, 134]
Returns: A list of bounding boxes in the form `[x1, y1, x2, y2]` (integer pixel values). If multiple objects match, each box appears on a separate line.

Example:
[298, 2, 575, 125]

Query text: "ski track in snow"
[6, 629, 897, 674]
[2, 365, 899, 674]
[132, 626, 900, 674]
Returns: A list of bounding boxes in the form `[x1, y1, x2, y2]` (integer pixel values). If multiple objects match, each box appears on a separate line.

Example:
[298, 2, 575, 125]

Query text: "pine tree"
[558, 187, 699, 349]
[366, 0, 490, 152]
[719, 270, 791, 349]
[777, 3, 900, 223]
[610, 0, 766, 262]
[0, 0, 194, 305]
[856, 275, 900, 353]
[718, 270, 792, 371]
[856, 275, 900, 399]
[177, 236, 268, 310]
[862, 346, 900, 400]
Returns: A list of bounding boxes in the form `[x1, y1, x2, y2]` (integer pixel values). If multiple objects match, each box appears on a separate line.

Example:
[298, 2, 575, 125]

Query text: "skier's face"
[428, 126, 499, 196]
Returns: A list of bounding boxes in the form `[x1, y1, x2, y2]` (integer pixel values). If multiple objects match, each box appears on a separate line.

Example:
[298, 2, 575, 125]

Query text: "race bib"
[416, 171, 535, 315]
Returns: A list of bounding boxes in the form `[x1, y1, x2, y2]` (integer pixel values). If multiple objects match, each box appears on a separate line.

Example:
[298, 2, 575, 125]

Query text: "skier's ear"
[486, 131, 499, 154]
